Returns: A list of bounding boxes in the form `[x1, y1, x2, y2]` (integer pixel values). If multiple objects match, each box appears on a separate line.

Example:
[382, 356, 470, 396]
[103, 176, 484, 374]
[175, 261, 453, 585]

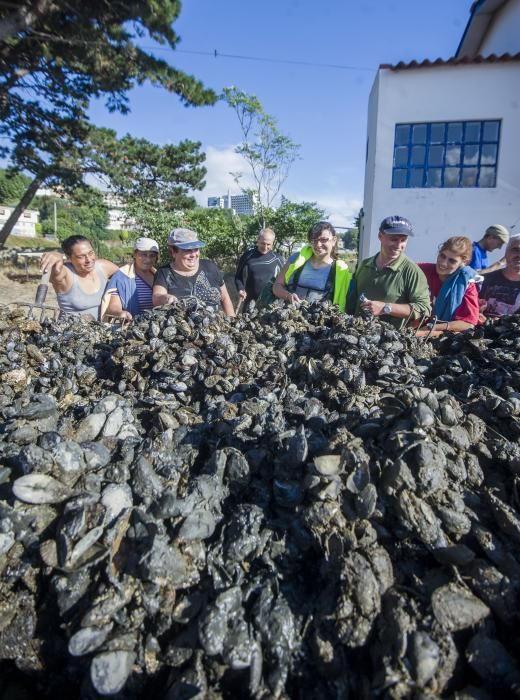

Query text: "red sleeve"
[453, 282, 480, 324]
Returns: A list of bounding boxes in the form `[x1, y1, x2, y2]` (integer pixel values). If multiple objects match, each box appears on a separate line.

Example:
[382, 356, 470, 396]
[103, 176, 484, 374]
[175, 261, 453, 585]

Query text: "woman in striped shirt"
[103, 237, 159, 321]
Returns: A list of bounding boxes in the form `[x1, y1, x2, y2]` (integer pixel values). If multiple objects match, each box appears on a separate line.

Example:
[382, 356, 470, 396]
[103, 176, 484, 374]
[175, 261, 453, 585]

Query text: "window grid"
[392, 120, 500, 189]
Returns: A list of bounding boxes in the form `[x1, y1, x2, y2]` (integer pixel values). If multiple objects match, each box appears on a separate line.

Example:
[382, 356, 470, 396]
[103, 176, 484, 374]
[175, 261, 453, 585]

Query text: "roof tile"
[380, 52, 520, 71]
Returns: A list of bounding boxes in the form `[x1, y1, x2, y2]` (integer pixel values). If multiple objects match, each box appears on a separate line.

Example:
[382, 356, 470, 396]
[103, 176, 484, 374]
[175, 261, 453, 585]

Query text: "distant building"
[103, 194, 136, 232]
[362, 0, 520, 262]
[0, 206, 39, 237]
[207, 193, 256, 216]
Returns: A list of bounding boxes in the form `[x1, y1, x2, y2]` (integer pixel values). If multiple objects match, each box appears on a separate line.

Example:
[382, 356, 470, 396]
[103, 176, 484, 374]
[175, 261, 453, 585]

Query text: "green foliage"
[259, 199, 326, 255]
[5, 235, 59, 249]
[89, 127, 206, 213]
[0, 170, 32, 205]
[129, 206, 249, 268]
[222, 87, 300, 225]
[0, 1, 216, 243]
[118, 230, 131, 243]
[343, 228, 359, 250]
[343, 208, 362, 251]
[38, 188, 109, 247]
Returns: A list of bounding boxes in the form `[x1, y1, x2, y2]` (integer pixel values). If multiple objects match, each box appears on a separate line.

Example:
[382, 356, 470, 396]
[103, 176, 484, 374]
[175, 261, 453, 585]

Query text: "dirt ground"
[0, 268, 58, 308]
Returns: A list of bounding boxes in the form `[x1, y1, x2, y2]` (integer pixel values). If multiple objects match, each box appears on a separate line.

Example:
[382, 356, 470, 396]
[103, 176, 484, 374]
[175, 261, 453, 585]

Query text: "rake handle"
[34, 272, 50, 306]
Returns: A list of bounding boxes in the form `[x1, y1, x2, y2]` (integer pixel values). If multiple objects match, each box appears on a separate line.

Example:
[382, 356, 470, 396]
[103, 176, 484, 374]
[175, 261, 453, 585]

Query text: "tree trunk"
[0, 0, 56, 42]
[0, 175, 43, 247]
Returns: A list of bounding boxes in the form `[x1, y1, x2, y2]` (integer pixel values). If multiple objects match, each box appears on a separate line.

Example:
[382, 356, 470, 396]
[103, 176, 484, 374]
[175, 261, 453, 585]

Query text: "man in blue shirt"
[470, 224, 509, 275]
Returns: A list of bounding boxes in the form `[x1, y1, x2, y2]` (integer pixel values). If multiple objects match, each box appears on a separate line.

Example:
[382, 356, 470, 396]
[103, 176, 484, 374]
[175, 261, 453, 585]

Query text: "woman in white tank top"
[40, 235, 120, 320]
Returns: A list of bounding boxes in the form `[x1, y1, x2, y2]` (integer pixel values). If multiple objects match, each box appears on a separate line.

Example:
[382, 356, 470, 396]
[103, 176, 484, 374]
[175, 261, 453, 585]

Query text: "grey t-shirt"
[154, 260, 224, 310]
[287, 253, 333, 303]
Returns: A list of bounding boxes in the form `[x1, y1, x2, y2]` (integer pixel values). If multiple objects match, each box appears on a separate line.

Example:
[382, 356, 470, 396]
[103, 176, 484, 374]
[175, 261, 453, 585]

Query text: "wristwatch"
[382, 303, 392, 315]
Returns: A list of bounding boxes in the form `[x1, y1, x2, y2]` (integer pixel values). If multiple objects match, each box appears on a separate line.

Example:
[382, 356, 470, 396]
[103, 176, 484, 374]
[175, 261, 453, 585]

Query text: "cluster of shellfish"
[0, 302, 519, 698]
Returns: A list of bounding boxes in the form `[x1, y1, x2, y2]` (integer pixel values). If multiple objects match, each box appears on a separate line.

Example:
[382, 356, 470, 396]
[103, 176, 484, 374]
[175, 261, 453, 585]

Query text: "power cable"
[17, 31, 376, 72]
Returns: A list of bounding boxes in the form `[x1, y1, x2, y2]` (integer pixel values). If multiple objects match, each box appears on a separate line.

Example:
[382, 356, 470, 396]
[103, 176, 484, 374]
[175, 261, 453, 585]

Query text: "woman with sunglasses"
[272, 222, 352, 311]
[152, 228, 235, 315]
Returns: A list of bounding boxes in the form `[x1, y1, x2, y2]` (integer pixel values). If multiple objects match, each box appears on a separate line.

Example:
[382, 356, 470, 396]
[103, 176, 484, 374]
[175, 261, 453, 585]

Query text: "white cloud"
[195, 145, 255, 204]
[286, 190, 362, 229]
[196, 144, 362, 229]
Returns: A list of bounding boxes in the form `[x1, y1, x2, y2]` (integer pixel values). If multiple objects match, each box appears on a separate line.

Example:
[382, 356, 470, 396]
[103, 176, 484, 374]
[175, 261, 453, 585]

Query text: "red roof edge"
[379, 52, 520, 71]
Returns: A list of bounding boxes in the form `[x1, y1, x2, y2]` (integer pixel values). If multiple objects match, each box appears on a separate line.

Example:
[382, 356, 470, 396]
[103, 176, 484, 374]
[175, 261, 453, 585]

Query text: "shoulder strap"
[325, 261, 336, 293]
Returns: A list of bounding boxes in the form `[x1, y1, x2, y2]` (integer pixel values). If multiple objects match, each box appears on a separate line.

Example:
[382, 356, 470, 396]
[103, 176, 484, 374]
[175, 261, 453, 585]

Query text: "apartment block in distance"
[207, 193, 256, 216]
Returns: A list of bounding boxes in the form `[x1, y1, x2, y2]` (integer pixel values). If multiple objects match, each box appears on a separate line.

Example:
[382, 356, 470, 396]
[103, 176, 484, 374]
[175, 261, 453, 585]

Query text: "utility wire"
[19, 31, 376, 72]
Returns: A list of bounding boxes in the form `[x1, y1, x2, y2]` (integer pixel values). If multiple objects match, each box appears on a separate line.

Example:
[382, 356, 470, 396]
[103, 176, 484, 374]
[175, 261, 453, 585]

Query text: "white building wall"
[360, 75, 381, 258]
[362, 62, 520, 264]
[0, 207, 39, 237]
[479, 0, 520, 55]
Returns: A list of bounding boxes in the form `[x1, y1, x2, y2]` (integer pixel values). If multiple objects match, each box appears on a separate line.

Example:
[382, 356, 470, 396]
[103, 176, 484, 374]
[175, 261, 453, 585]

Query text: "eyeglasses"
[311, 237, 334, 245]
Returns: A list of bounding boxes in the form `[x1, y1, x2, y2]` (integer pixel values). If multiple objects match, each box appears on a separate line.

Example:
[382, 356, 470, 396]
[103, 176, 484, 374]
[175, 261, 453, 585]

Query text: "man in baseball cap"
[352, 214, 431, 328]
[470, 224, 510, 275]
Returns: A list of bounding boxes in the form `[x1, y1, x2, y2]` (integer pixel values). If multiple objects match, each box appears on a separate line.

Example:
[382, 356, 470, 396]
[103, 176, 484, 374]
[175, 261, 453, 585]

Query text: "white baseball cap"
[134, 237, 159, 253]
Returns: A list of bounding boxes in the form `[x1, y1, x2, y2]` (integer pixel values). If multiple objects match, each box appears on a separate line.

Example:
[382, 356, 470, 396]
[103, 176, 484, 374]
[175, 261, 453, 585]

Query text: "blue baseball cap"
[167, 228, 205, 249]
[379, 216, 414, 236]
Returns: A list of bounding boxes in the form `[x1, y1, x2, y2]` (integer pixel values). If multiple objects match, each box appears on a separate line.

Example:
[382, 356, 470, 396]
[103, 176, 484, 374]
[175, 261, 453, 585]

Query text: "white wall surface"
[479, 0, 520, 55]
[361, 62, 520, 264]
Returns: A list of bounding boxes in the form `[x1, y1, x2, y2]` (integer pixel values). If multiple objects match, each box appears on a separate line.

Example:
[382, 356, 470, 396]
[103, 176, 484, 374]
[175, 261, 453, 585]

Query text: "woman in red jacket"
[417, 236, 480, 337]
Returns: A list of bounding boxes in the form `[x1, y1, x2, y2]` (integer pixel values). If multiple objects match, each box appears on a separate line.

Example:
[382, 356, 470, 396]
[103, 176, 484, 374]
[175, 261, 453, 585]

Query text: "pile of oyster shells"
[0, 302, 519, 699]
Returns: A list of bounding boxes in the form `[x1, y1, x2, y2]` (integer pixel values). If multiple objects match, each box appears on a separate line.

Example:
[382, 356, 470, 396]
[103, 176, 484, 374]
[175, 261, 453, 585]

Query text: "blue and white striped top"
[135, 275, 153, 311]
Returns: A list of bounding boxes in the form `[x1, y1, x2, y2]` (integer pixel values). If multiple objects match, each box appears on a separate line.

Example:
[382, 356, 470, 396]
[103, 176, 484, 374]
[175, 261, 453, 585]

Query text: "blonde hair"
[438, 236, 472, 263]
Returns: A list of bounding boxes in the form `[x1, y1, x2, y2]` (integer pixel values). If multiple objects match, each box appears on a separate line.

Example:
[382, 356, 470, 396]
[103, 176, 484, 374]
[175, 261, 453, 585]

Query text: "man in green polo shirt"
[352, 215, 431, 329]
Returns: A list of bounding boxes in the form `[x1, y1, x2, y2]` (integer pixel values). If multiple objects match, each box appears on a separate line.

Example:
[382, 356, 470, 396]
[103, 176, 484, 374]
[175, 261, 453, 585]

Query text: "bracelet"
[445, 321, 450, 330]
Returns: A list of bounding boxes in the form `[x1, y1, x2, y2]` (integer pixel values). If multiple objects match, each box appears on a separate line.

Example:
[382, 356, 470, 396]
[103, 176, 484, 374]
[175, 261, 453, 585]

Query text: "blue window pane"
[447, 122, 463, 142]
[462, 168, 478, 187]
[395, 125, 410, 146]
[412, 124, 427, 144]
[409, 169, 424, 187]
[444, 168, 460, 187]
[411, 145, 426, 165]
[392, 169, 407, 188]
[463, 144, 480, 166]
[479, 167, 496, 187]
[482, 121, 500, 141]
[392, 119, 500, 189]
[481, 143, 497, 165]
[430, 123, 445, 144]
[428, 145, 444, 167]
[446, 145, 461, 166]
[465, 122, 481, 142]
[394, 146, 408, 167]
[426, 168, 442, 187]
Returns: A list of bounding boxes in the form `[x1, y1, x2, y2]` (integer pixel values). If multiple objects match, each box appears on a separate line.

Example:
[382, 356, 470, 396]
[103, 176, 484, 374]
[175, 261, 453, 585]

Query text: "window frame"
[392, 119, 500, 189]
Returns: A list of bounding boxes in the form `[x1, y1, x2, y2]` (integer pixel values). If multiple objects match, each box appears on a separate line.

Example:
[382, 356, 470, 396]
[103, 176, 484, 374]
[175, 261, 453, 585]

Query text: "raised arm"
[40, 251, 70, 292]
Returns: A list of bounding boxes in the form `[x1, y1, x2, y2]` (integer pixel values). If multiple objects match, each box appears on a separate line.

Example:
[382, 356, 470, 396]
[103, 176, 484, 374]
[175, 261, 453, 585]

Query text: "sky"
[88, 0, 475, 228]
